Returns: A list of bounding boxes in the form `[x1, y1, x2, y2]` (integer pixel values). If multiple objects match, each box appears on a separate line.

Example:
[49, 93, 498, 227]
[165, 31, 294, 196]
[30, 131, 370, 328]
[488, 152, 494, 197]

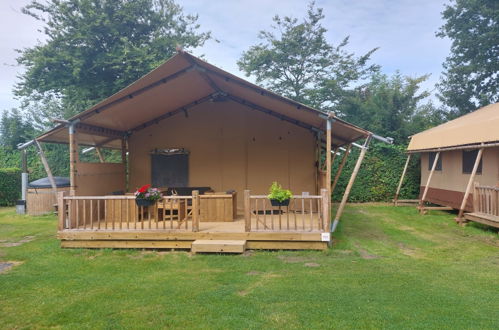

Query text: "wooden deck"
[463, 184, 499, 228]
[59, 217, 328, 250]
[57, 191, 331, 251]
[464, 213, 499, 228]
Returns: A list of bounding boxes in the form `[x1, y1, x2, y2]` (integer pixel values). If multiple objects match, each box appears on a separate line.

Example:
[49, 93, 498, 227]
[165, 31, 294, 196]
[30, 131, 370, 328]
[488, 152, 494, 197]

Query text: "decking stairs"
[191, 240, 246, 254]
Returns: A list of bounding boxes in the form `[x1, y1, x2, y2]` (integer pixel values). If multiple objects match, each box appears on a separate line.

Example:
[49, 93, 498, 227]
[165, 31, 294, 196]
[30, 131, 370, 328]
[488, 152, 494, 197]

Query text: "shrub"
[0, 168, 21, 206]
[332, 142, 420, 202]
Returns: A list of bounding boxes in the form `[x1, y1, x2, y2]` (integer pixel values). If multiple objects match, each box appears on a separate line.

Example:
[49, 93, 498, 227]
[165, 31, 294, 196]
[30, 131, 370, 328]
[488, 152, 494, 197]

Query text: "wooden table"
[157, 199, 186, 221]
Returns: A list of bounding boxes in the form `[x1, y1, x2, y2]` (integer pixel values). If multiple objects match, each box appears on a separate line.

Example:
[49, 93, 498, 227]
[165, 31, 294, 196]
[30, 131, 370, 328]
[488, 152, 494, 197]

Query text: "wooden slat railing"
[244, 189, 329, 232]
[473, 183, 499, 216]
[58, 192, 200, 231]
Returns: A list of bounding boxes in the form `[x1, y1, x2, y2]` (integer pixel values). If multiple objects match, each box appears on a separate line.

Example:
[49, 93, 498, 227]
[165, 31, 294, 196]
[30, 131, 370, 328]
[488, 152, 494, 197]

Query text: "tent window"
[462, 150, 482, 174]
[428, 152, 442, 171]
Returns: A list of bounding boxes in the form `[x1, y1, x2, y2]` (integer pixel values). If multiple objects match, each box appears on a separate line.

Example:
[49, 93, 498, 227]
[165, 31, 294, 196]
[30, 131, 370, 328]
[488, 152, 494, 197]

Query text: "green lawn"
[0, 205, 498, 329]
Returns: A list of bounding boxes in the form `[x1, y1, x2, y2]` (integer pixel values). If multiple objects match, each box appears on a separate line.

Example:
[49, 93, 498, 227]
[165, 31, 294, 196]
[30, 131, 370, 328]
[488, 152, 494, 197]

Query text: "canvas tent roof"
[407, 102, 499, 152]
[36, 52, 370, 148]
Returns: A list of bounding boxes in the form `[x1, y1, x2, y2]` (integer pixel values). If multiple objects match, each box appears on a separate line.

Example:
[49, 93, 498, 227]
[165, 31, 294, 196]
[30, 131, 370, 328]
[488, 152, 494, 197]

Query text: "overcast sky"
[0, 0, 451, 112]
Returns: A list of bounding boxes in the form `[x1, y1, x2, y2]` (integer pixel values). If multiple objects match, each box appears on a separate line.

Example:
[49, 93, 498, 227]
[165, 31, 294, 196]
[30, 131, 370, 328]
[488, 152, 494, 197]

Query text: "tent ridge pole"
[34, 140, 58, 200]
[419, 151, 440, 214]
[393, 154, 412, 205]
[456, 148, 484, 222]
[331, 135, 372, 232]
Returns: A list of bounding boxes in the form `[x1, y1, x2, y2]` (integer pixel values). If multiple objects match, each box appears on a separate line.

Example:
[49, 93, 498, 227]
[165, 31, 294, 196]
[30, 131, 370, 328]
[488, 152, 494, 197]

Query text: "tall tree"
[237, 2, 378, 109]
[338, 72, 444, 144]
[15, 0, 211, 126]
[0, 109, 35, 150]
[437, 0, 499, 116]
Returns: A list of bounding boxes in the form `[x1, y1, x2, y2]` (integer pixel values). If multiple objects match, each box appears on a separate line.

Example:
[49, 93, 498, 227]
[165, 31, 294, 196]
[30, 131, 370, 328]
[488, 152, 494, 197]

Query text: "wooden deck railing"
[58, 192, 200, 231]
[244, 189, 329, 232]
[473, 183, 499, 216]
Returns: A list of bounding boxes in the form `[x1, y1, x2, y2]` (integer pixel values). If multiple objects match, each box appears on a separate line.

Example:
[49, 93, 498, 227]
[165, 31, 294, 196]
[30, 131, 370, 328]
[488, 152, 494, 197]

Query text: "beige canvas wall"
[128, 101, 317, 210]
[421, 147, 499, 192]
[75, 163, 126, 196]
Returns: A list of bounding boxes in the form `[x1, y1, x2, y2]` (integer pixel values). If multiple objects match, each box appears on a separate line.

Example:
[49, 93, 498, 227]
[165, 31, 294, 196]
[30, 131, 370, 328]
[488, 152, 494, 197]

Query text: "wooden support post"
[57, 191, 67, 230]
[69, 124, 79, 196]
[394, 154, 412, 206]
[326, 117, 332, 223]
[121, 136, 128, 192]
[419, 151, 440, 214]
[316, 131, 325, 194]
[192, 190, 200, 232]
[95, 147, 105, 163]
[331, 143, 352, 198]
[456, 148, 483, 222]
[321, 188, 329, 232]
[35, 140, 58, 200]
[332, 135, 372, 232]
[244, 190, 251, 232]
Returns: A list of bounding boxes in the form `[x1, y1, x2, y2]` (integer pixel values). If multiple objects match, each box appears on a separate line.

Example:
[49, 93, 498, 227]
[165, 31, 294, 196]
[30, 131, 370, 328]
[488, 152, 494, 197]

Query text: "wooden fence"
[244, 189, 329, 232]
[473, 183, 499, 216]
[58, 192, 200, 231]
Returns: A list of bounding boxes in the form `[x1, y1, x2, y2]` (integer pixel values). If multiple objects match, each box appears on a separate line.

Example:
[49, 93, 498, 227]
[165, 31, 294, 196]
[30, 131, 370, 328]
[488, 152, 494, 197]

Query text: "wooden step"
[191, 240, 246, 254]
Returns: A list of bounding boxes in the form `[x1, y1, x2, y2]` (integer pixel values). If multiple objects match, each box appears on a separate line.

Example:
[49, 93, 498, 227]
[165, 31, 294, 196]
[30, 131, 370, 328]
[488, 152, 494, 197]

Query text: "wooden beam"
[69, 124, 79, 196]
[58, 191, 67, 230]
[130, 95, 212, 133]
[419, 151, 440, 214]
[244, 190, 251, 232]
[95, 147, 105, 163]
[393, 154, 412, 206]
[332, 136, 372, 232]
[75, 123, 125, 139]
[35, 140, 58, 199]
[192, 190, 200, 232]
[456, 148, 483, 221]
[331, 143, 352, 198]
[408, 141, 499, 154]
[326, 118, 332, 232]
[315, 131, 321, 194]
[226, 94, 321, 132]
[121, 137, 128, 192]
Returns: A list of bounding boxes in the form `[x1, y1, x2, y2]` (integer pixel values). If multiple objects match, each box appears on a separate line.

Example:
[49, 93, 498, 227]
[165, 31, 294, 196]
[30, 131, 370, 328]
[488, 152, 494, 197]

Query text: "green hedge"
[0, 168, 21, 206]
[332, 143, 420, 202]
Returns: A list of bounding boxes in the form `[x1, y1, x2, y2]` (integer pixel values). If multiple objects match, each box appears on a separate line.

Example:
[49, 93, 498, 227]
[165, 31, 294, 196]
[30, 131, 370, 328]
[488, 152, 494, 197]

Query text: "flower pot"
[270, 199, 290, 207]
[135, 198, 155, 207]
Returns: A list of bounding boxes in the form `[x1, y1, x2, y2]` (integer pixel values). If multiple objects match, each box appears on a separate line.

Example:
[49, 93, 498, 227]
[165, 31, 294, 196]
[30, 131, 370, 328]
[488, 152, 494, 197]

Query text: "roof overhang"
[407, 102, 499, 153]
[36, 52, 370, 148]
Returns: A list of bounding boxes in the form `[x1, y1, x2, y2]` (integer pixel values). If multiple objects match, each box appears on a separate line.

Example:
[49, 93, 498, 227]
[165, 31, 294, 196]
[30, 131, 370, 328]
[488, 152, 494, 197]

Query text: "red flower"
[137, 184, 151, 193]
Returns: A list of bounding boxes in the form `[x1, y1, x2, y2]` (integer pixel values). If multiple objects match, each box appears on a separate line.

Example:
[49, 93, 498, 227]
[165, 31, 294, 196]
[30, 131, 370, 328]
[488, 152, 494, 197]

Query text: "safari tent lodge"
[394, 103, 499, 228]
[20, 51, 380, 252]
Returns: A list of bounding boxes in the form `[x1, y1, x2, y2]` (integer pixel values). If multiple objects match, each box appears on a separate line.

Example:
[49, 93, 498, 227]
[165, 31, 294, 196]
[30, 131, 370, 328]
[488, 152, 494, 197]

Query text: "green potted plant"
[134, 184, 162, 207]
[267, 181, 293, 207]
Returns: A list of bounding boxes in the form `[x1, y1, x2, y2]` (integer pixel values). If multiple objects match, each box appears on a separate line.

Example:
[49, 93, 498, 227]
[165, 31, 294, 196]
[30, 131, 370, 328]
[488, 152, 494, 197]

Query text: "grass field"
[0, 204, 498, 329]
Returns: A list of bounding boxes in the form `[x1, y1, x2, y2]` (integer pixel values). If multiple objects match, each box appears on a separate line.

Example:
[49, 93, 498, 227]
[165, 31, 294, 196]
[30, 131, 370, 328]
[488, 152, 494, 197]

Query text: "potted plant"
[267, 181, 293, 207]
[134, 184, 162, 207]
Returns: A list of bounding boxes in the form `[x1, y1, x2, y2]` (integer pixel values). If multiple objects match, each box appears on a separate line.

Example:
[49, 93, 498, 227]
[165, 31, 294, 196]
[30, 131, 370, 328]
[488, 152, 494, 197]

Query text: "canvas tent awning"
[36, 52, 370, 148]
[407, 102, 499, 152]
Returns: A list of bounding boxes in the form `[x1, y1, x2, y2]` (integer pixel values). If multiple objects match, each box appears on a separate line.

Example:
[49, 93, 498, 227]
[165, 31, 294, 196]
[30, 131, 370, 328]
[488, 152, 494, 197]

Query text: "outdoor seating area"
[57, 190, 330, 250]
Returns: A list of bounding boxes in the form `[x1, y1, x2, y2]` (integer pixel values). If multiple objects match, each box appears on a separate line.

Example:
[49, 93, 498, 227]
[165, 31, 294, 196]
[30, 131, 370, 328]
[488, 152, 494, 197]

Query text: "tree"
[0, 109, 35, 150]
[437, 0, 499, 116]
[337, 72, 444, 144]
[237, 2, 378, 109]
[15, 0, 211, 126]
